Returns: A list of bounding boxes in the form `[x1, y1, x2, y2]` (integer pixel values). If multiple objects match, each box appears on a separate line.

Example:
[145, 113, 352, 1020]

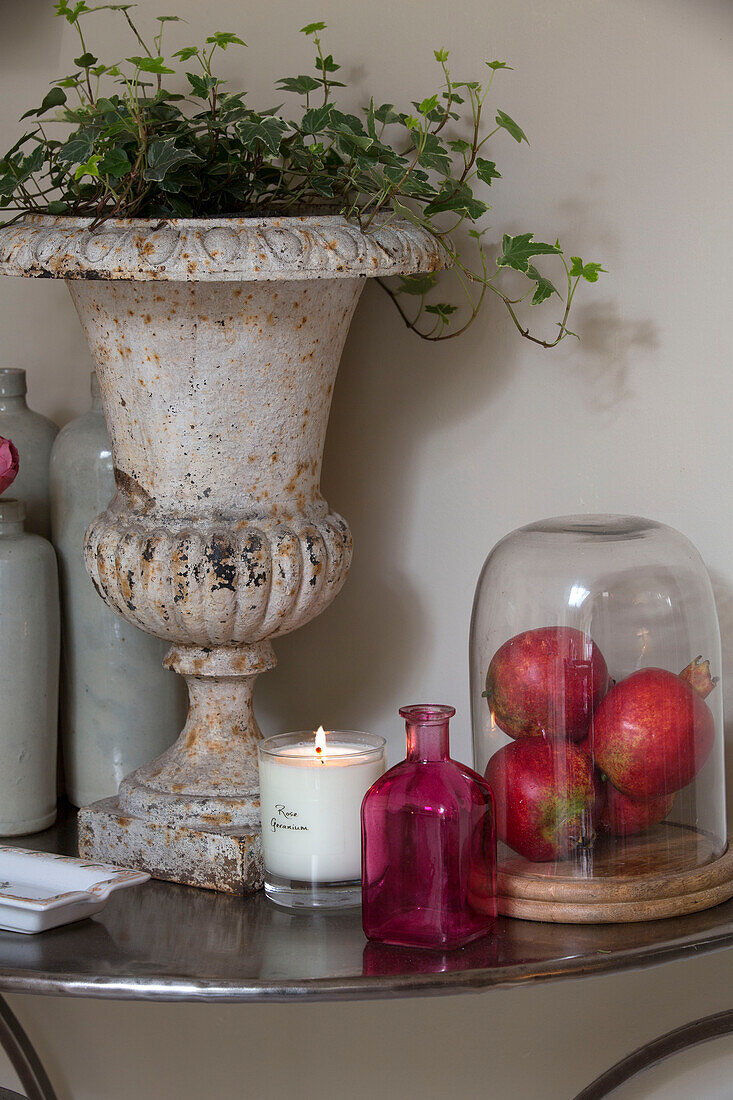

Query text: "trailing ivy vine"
[0, 4, 605, 344]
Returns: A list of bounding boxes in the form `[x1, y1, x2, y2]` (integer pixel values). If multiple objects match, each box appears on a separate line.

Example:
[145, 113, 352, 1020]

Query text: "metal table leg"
[0, 997, 56, 1100]
[575, 1008, 733, 1099]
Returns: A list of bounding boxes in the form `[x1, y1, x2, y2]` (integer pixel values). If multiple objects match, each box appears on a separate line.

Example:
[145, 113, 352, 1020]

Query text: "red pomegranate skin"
[485, 739, 596, 862]
[590, 668, 715, 799]
[485, 627, 609, 742]
[575, 740, 608, 832]
[600, 784, 675, 837]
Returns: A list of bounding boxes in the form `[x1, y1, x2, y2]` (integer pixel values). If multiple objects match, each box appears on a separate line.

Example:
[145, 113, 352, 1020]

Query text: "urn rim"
[0, 212, 450, 282]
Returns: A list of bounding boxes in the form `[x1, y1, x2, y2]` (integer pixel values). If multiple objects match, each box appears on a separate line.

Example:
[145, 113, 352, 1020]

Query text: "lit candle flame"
[314, 725, 327, 758]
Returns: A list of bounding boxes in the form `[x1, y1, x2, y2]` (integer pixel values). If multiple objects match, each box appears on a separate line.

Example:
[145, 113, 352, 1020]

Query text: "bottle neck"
[0, 520, 25, 536]
[90, 372, 103, 413]
[0, 499, 25, 535]
[405, 720, 450, 762]
[0, 395, 27, 413]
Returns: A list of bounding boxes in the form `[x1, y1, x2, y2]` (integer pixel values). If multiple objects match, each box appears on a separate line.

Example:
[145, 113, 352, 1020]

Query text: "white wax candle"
[258, 730, 385, 884]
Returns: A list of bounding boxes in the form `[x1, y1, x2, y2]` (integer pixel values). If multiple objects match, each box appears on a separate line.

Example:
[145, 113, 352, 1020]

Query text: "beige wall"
[0, 0, 731, 1096]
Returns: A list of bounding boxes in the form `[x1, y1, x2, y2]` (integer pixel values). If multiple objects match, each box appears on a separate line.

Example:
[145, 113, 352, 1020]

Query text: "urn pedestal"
[0, 214, 445, 892]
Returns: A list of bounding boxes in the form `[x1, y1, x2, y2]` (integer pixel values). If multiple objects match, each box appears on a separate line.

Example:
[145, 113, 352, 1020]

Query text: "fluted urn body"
[0, 213, 445, 891]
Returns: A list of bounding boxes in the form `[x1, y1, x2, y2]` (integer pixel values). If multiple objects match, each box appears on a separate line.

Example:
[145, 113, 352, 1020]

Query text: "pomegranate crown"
[680, 656, 718, 699]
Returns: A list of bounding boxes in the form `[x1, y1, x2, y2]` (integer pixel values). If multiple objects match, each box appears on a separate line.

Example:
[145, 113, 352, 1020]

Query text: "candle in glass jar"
[258, 727, 386, 909]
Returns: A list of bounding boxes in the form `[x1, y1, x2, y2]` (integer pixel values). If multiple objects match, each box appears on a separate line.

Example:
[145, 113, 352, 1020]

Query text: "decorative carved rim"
[0, 213, 449, 282]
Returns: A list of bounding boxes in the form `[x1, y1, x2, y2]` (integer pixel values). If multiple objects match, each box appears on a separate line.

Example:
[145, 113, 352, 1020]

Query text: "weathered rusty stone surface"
[0, 213, 447, 282]
[78, 797, 263, 894]
[0, 214, 448, 890]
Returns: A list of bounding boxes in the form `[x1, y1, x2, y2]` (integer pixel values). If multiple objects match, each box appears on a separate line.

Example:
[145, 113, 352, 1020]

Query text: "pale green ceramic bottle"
[0, 498, 59, 835]
[50, 373, 186, 808]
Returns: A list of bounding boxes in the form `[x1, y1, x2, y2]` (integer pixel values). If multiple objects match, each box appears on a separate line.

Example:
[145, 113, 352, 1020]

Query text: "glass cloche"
[470, 515, 733, 923]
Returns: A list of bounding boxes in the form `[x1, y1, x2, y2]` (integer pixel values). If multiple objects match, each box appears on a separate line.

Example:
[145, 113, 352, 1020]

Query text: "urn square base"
[77, 798, 264, 895]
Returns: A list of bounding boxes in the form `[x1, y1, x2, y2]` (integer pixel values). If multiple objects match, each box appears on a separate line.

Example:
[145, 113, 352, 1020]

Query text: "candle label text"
[270, 804, 308, 833]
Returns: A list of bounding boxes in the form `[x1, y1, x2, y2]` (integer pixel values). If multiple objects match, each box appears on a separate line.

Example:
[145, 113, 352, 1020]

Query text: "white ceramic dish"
[0, 847, 149, 933]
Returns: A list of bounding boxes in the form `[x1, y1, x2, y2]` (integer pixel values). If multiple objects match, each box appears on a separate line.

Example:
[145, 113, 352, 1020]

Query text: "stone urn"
[0, 213, 445, 892]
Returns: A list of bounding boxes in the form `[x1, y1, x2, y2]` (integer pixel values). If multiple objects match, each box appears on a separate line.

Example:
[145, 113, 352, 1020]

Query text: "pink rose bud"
[0, 437, 19, 496]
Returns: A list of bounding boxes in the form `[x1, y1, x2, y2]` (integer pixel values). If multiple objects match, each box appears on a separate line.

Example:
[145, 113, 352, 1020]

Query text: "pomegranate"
[590, 665, 716, 799]
[484, 626, 609, 742]
[485, 739, 596, 862]
[600, 783, 675, 837]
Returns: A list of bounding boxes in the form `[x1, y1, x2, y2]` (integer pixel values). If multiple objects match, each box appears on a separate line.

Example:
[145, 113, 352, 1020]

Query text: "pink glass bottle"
[361, 704, 497, 949]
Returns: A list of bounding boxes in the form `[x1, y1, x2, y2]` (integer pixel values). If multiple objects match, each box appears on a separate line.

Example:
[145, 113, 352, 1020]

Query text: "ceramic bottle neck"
[0, 395, 27, 413]
[90, 372, 103, 413]
[0, 369, 28, 411]
[0, 499, 26, 535]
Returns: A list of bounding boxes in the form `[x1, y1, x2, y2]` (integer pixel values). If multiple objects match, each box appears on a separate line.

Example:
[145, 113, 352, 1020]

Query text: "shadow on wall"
[566, 300, 658, 412]
[257, 280, 519, 743]
[554, 187, 658, 412]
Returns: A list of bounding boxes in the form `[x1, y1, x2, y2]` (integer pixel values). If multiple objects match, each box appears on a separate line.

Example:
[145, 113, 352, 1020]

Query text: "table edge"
[0, 928, 730, 1002]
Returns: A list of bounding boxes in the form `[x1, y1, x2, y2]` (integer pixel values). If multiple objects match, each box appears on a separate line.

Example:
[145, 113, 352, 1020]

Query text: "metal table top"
[0, 805, 732, 1003]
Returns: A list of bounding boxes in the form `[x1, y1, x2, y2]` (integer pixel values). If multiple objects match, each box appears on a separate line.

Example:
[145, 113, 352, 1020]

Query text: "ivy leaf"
[300, 104, 333, 135]
[448, 138, 471, 155]
[569, 256, 607, 282]
[497, 233, 561, 273]
[54, 75, 82, 89]
[486, 60, 513, 71]
[392, 197, 423, 227]
[57, 131, 97, 165]
[0, 175, 19, 198]
[300, 21, 326, 34]
[144, 138, 200, 182]
[434, 48, 449, 63]
[98, 146, 131, 178]
[127, 56, 175, 75]
[417, 94, 439, 116]
[424, 179, 488, 220]
[475, 158, 501, 185]
[319, 54, 340, 73]
[335, 130, 375, 154]
[17, 145, 46, 179]
[91, 63, 119, 77]
[396, 273, 438, 296]
[205, 32, 246, 49]
[74, 53, 98, 68]
[54, 1, 90, 25]
[21, 87, 67, 120]
[526, 264, 559, 304]
[374, 103, 400, 126]
[308, 175, 335, 197]
[173, 46, 199, 62]
[276, 75, 321, 96]
[0, 133, 34, 160]
[235, 117, 288, 156]
[74, 153, 101, 180]
[186, 72, 218, 99]
[412, 132, 451, 174]
[495, 109, 528, 144]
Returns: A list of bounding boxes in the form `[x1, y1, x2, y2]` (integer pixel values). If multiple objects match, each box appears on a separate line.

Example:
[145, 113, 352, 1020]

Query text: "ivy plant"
[0, 3, 605, 345]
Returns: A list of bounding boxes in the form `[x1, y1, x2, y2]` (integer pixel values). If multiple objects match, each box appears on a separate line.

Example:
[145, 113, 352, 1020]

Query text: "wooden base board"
[497, 824, 733, 923]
